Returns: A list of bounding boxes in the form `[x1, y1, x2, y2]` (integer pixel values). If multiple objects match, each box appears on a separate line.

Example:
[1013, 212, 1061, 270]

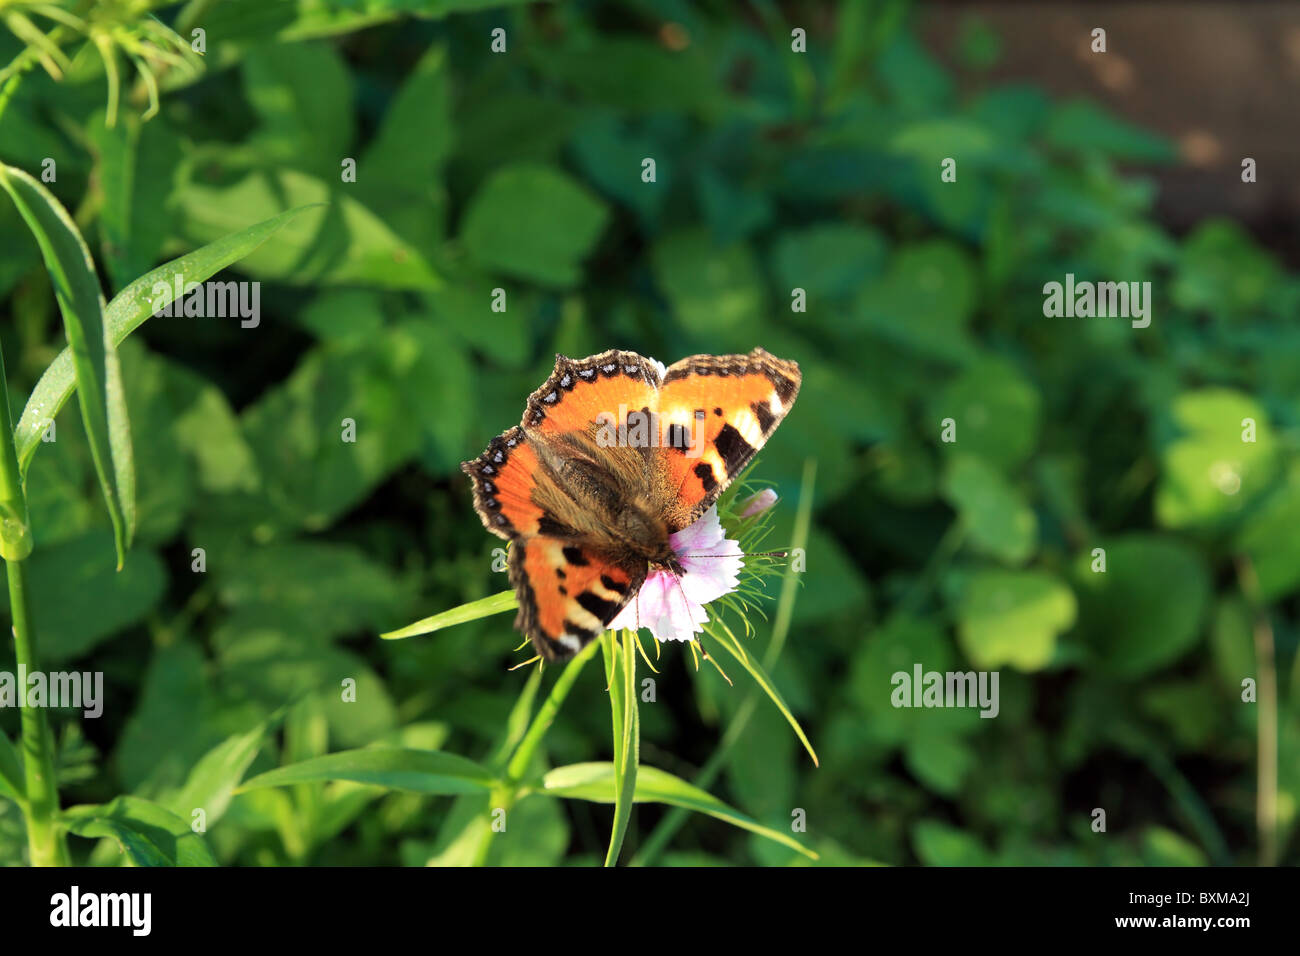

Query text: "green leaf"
[15, 205, 316, 476]
[357, 43, 452, 256]
[91, 111, 180, 292]
[165, 720, 272, 826]
[1155, 389, 1277, 529]
[1045, 99, 1176, 162]
[461, 163, 609, 287]
[602, 631, 639, 866]
[0, 163, 132, 567]
[238, 748, 498, 795]
[382, 590, 517, 640]
[912, 819, 993, 866]
[115, 642, 210, 792]
[1237, 468, 1300, 601]
[956, 569, 1077, 671]
[1173, 220, 1281, 318]
[1072, 535, 1210, 677]
[540, 763, 817, 860]
[771, 224, 888, 301]
[178, 169, 439, 289]
[856, 240, 979, 363]
[932, 358, 1041, 470]
[941, 455, 1037, 564]
[535, 37, 719, 115]
[3, 530, 166, 662]
[703, 628, 819, 766]
[652, 229, 764, 349]
[63, 796, 217, 866]
[243, 43, 354, 179]
[0, 728, 24, 803]
[214, 540, 407, 639]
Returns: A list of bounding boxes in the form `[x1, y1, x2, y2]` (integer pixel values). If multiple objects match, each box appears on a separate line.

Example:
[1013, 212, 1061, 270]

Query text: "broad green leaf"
[1236, 468, 1300, 601]
[178, 168, 440, 289]
[0, 163, 132, 567]
[1173, 220, 1281, 318]
[165, 721, 272, 825]
[238, 748, 497, 795]
[230, 331, 438, 531]
[1155, 389, 1277, 529]
[1141, 826, 1209, 867]
[1, 530, 166, 662]
[771, 224, 888, 301]
[932, 358, 1041, 470]
[214, 540, 407, 639]
[956, 569, 1076, 671]
[912, 820, 993, 866]
[243, 43, 354, 179]
[535, 37, 719, 115]
[855, 240, 979, 363]
[540, 763, 816, 859]
[942, 455, 1037, 564]
[891, 118, 996, 167]
[1072, 536, 1209, 677]
[0, 729, 24, 803]
[461, 163, 609, 287]
[848, 614, 979, 740]
[63, 796, 217, 866]
[357, 43, 452, 256]
[115, 643, 210, 793]
[15, 205, 316, 475]
[652, 229, 764, 349]
[382, 590, 517, 640]
[212, 625, 398, 749]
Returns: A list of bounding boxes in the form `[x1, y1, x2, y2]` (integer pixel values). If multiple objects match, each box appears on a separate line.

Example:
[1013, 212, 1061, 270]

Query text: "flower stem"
[505, 640, 598, 783]
[0, 339, 67, 866]
[7, 560, 67, 865]
[470, 641, 599, 866]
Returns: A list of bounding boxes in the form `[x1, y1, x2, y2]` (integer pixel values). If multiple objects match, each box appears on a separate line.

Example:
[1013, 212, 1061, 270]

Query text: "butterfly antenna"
[679, 550, 789, 559]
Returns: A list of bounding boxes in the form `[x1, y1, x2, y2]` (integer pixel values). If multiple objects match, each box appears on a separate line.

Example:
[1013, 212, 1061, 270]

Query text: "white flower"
[608, 506, 743, 643]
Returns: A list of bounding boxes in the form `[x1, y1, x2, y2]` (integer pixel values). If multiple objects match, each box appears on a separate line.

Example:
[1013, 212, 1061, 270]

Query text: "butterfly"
[462, 348, 801, 661]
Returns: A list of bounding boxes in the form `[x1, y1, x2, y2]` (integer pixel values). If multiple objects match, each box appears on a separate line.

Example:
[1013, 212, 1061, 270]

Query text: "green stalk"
[1237, 556, 1278, 866]
[0, 339, 67, 866]
[470, 641, 599, 866]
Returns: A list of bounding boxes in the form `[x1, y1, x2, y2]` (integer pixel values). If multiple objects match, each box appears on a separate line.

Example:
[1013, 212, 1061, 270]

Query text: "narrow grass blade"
[0, 163, 130, 566]
[602, 631, 639, 866]
[381, 590, 517, 639]
[14, 204, 320, 475]
[704, 626, 819, 767]
[236, 748, 498, 795]
[541, 763, 817, 860]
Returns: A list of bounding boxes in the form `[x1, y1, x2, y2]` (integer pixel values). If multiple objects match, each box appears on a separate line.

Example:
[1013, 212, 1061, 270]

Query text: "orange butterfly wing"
[463, 351, 661, 660]
[463, 348, 801, 660]
[655, 348, 800, 528]
[509, 538, 645, 660]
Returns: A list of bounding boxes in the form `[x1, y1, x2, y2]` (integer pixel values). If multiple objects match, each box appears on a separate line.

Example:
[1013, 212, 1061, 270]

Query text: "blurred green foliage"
[0, 0, 1296, 866]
